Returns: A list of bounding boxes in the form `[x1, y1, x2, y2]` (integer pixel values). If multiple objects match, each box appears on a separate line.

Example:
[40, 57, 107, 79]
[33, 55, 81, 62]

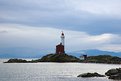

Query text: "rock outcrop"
[105, 68, 121, 80]
[87, 55, 121, 64]
[4, 59, 27, 63]
[77, 72, 105, 77]
[38, 53, 80, 62]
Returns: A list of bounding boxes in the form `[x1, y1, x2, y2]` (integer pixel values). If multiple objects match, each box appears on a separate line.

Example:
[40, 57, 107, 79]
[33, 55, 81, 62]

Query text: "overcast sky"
[0, 0, 121, 56]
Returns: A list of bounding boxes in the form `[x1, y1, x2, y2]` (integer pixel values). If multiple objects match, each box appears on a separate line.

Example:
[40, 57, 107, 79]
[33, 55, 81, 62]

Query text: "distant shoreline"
[3, 54, 121, 64]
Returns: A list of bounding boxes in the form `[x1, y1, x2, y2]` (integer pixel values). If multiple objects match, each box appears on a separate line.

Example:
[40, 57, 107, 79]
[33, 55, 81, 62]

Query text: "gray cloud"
[0, 30, 7, 33]
[0, 0, 121, 35]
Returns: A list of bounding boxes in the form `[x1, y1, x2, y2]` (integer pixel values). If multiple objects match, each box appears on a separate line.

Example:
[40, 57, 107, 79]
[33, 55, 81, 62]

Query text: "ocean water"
[0, 59, 120, 81]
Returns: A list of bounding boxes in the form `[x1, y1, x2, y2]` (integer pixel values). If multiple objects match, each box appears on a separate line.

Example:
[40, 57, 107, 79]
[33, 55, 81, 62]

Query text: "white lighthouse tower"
[61, 31, 65, 46]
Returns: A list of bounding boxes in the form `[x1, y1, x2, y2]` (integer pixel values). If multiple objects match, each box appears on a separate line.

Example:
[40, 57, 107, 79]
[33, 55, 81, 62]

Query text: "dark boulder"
[105, 69, 119, 76]
[105, 68, 121, 80]
[77, 72, 105, 77]
[109, 73, 121, 80]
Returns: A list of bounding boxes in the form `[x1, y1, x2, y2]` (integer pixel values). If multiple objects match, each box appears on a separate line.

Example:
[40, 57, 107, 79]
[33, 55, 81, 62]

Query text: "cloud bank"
[0, 0, 121, 56]
[0, 24, 121, 56]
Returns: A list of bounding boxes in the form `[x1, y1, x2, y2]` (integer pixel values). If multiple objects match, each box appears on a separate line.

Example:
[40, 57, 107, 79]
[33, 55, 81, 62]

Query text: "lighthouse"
[56, 32, 65, 54]
[61, 32, 65, 46]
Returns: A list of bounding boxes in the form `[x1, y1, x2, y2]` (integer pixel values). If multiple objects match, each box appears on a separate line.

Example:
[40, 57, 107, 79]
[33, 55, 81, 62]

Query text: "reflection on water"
[0, 59, 120, 81]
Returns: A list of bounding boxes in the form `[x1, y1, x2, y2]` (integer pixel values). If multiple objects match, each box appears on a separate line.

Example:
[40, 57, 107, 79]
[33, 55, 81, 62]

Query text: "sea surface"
[0, 59, 120, 81]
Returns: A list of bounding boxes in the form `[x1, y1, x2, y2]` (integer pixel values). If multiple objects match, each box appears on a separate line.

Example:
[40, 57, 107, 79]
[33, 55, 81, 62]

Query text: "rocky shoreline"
[4, 54, 121, 64]
[77, 68, 121, 80]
